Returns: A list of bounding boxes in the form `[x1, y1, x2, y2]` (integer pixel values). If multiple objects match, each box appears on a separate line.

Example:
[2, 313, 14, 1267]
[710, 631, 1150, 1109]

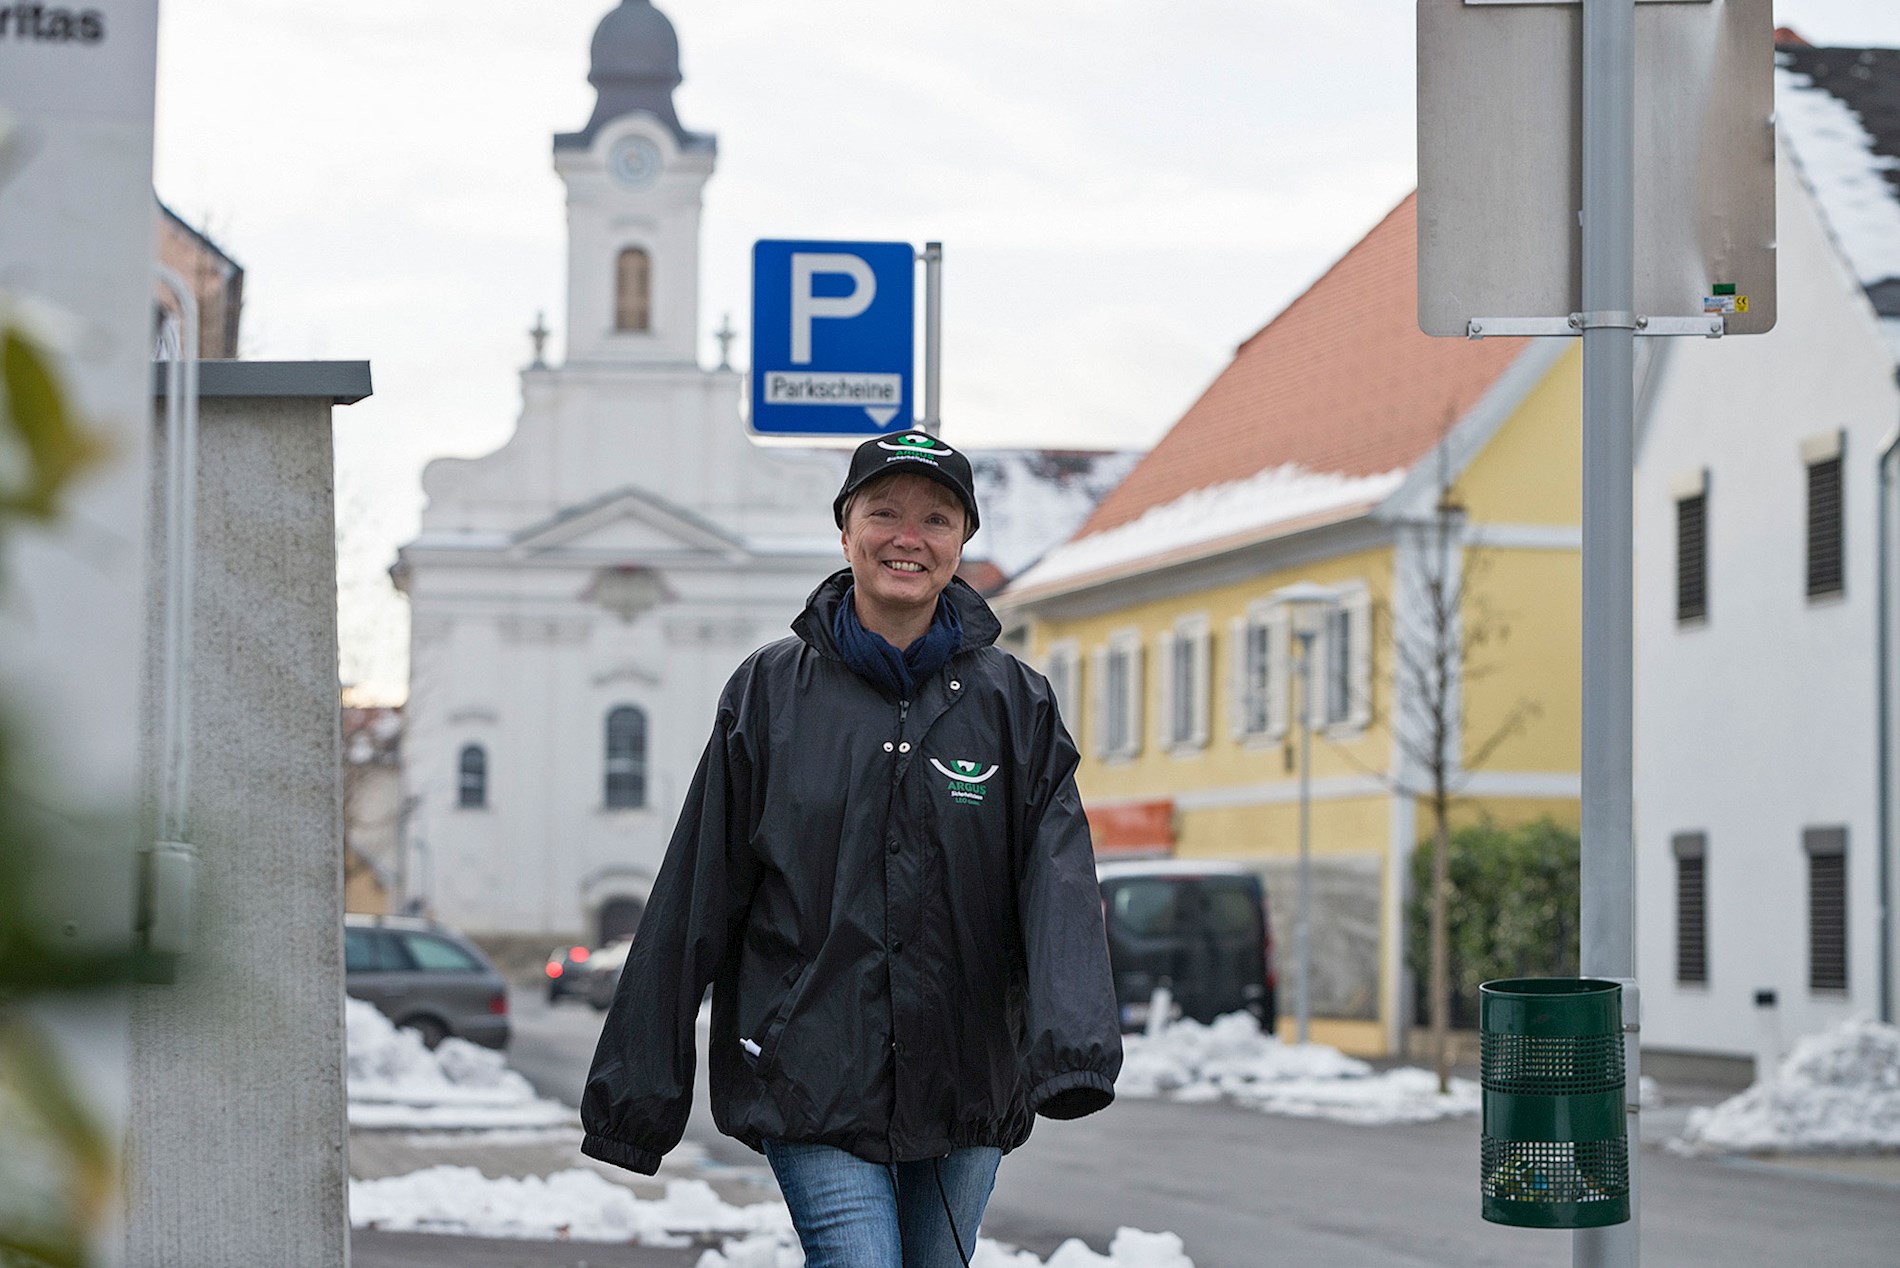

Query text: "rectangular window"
[1672, 833, 1707, 985]
[1323, 606, 1352, 725]
[1807, 453, 1845, 598]
[1044, 642, 1080, 733]
[1158, 618, 1209, 750]
[1095, 632, 1143, 760]
[1677, 493, 1707, 622]
[1170, 636, 1195, 743]
[1106, 651, 1129, 754]
[1805, 827, 1848, 991]
[1244, 621, 1273, 734]
[1230, 604, 1289, 742]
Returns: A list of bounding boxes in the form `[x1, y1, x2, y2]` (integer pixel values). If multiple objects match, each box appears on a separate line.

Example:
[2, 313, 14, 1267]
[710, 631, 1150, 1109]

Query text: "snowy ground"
[1671, 1017, 1900, 1156]
[346, 997, 573, 1130]
[1118, 1013, 1481, 1125]
[351, 1165, 1193, 1267]
[344, 998, 1196, 1265]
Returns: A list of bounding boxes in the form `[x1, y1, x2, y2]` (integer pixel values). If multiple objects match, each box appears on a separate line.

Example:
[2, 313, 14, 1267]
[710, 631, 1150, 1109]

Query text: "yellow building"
[997, 195, 1581, 1056]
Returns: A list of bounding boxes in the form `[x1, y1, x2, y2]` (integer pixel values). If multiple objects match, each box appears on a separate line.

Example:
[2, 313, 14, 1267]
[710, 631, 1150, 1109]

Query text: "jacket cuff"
[1027, 1069, 1116, 1121]
[581, 1132, 664, 1176]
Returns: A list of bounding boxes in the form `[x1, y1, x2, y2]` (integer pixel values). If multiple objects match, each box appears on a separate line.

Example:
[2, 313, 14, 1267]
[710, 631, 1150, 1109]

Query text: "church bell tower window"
[457, 744, 488, 809]
[605, 705, 649, 808]
[615, 248, 652, 332]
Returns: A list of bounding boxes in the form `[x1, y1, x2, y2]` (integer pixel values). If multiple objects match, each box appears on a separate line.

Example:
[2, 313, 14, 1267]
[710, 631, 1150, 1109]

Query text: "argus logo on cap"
[833, 429, 980, 534]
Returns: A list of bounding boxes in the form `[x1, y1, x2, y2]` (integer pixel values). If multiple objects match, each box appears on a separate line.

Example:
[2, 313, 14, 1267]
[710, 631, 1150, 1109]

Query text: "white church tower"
[394, 0, 841, 950]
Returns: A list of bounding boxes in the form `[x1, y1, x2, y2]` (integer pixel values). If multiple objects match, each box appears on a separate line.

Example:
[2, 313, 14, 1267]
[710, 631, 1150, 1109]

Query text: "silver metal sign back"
[1418, 0, 1775, 337]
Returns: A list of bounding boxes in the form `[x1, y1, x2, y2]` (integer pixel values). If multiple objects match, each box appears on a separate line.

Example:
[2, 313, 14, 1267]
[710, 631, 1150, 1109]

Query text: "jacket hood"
[791, 568, 1003, 659]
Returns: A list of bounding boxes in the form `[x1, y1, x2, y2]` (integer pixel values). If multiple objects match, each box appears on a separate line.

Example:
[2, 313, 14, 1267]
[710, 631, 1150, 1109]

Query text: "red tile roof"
[1075, 193, 1531, 539]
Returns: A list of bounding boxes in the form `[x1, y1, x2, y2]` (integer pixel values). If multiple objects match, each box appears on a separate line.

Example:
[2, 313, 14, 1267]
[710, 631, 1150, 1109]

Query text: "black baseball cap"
[833, 431, 980, 536]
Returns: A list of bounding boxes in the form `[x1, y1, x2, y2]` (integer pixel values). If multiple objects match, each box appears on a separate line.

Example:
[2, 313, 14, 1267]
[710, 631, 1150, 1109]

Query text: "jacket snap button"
[887, 839, 900, 855]
[898, 742, 911, 753]
[890, 940, 903, 955]
[883, 741, 894, 752]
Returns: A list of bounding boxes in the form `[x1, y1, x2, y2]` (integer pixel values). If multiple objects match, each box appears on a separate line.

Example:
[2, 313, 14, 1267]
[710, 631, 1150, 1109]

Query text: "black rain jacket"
[580, 571, 1121, 1173]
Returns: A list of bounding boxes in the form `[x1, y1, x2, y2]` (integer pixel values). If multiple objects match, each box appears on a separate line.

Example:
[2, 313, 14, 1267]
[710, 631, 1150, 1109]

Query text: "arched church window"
[604, 706, 648, 808]
[615, 248, 652, 332]
[457, 744, 488, 809]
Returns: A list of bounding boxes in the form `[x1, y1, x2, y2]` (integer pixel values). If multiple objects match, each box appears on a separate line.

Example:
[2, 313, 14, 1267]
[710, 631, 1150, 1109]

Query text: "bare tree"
[1342, 443, 1542, 1092]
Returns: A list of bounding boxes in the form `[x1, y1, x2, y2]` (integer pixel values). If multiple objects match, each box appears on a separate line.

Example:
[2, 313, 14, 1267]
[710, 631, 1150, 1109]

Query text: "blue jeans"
[762, 1139, 1002, 1268]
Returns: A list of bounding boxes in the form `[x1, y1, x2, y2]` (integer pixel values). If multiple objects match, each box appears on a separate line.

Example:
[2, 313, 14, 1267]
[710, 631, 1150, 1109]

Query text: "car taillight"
[488, 992, 508, 1015]
[571, 946, 590, 963]
[546, 963, 562, 979]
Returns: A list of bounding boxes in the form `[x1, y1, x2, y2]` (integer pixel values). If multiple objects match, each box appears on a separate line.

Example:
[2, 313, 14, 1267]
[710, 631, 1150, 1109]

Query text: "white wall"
[1635, 146, 1900, 1058]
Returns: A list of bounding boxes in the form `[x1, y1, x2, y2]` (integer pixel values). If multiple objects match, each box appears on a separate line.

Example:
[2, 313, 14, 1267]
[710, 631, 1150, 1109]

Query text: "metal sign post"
[1576, 2, 1638, 1263]
[1418, 2, 1776, 1261]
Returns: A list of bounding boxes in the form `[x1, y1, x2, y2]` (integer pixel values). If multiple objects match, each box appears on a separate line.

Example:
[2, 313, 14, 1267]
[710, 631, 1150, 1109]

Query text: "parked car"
[544, 943, 594, 1003]
[344, 913, 511, 1050]
[582, 937, 633, 1011]
[1097, 860, 1276, 1033]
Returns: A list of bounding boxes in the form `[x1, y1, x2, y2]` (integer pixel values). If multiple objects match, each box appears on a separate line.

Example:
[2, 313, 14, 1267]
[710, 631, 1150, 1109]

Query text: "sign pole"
[922, 241, 943, 436]
[1577, 0, 1639, 1264]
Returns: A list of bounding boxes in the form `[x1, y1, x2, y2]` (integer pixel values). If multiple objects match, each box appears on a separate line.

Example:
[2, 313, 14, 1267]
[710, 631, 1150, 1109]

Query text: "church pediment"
[509, 486, 749, 563]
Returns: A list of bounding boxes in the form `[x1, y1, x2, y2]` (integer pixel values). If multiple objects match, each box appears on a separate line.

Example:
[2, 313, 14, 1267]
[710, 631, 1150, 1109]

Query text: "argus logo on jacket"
[929, 757, 998, 805]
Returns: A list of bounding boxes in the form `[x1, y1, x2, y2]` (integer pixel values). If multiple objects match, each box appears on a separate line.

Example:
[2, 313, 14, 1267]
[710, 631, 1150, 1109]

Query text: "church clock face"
[609, 136, 663, 189]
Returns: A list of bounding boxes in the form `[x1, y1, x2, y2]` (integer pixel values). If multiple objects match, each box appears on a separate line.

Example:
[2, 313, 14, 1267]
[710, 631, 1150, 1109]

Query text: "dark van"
[1097, 861, 1276, 1033]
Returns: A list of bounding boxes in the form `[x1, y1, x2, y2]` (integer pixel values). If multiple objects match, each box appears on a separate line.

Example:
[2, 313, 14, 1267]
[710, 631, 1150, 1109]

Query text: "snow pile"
[345, 997, 571, 1130]
[1119, 1012, 1479, 1125]
[350, 1166, 1194, 1266]
[1011, 464, 1404, 594]
[1674, 1017, 1900, 1156]
[350, 1167, 789, 1246]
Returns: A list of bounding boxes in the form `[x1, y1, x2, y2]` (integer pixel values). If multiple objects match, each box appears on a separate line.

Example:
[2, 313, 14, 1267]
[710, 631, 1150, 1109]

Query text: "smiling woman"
[581, 429, 1123, 1268]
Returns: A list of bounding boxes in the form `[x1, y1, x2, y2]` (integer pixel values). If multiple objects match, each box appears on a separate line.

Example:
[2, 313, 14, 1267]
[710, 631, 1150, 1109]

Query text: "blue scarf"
[832, 585, 963, 701]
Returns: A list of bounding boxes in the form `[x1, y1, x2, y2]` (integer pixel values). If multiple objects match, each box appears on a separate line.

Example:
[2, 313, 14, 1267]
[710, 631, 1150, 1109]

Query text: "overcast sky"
[151, 0, 1900, 703]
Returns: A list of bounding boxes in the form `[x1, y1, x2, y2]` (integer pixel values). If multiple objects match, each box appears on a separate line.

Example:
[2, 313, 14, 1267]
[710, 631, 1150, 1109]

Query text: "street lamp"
[1273, 581, 1344, 1047]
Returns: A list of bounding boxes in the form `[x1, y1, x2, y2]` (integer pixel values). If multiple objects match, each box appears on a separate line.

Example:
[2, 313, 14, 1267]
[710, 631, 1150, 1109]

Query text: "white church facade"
[395, 0, 1135, 948]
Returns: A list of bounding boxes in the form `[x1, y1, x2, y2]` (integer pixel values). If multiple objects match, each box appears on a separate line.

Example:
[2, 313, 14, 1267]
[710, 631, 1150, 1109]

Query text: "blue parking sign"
[750, 240, 914, 436]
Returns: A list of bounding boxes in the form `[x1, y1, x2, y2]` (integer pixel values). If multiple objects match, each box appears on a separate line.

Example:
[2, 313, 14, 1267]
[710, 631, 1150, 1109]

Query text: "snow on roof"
[1776, 58, 1900, 296]
[1007, 462, 1404, 599]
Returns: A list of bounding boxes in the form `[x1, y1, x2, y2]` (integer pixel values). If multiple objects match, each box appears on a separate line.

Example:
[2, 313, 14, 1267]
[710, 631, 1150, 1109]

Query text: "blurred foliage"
[0, 316, 121, 1268]
[1406, 818, 1580, 1026]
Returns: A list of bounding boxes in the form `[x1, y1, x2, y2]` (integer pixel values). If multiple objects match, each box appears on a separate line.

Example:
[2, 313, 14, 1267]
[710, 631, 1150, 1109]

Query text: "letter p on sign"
[790, 253, 876, 364]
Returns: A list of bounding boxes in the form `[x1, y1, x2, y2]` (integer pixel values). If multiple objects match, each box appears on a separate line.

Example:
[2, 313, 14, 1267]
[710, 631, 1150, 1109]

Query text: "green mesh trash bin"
[1479, 978, 1629, 1230]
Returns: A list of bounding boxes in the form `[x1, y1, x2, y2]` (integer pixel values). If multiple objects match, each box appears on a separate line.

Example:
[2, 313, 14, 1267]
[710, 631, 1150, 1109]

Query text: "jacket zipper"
[887, 695, 908, 1162]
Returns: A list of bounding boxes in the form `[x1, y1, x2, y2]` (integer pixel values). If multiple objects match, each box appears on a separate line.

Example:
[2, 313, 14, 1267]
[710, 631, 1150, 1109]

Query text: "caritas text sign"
[750, 239, 914, 436]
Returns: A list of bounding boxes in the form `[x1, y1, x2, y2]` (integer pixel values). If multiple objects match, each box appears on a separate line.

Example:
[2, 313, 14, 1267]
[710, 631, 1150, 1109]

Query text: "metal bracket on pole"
[1467, 314, 1724, 339]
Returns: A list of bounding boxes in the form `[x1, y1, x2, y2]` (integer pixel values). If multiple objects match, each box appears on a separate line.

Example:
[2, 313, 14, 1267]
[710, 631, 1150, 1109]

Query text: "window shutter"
[1190, 623, 1212, 747]
[1153, 630, 1175, 750]
[1088, 645, 1109, 760]
[1672, 832, 1707, 985]
[1805, 827, 1848, 990]
[1676, 494, 1708, 622]
[1347, 589, 1374, 730]
[1807, 456, 1845, 598]
[1267, 607, 1291, 739]
[1227, 616, 1248, 739]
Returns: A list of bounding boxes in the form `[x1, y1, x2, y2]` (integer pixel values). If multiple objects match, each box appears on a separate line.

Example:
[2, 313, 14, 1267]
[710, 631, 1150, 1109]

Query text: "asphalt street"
[488, 990, 1900, 1267]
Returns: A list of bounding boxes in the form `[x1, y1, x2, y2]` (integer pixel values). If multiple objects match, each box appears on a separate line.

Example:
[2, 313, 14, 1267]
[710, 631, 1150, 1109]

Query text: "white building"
[394, 1, 1135, 948]
[1634, 39, 1900, 1067]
